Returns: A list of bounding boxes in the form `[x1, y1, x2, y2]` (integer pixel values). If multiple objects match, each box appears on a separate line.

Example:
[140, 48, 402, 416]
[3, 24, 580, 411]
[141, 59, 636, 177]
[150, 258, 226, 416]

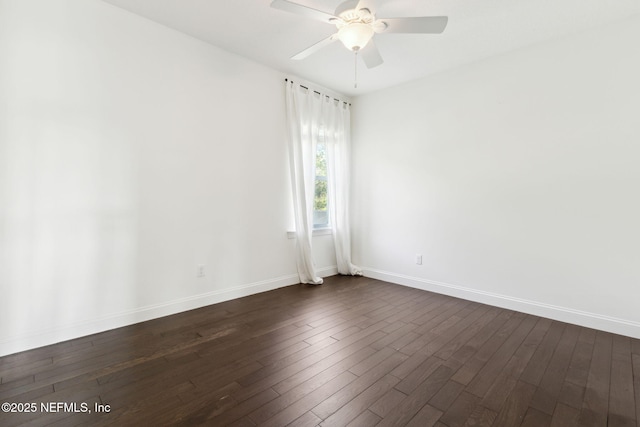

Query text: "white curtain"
[285, 80, 361, 284]
[285, 80, 323, 284]
[325, 99, 362, 276]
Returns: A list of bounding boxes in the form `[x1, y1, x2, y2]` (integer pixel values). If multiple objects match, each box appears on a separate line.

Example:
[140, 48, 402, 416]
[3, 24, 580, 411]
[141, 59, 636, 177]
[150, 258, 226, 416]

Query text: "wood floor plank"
[404, 403, 443, 427]
[529, 324, 580, 415]
[466, 315, 538, 398]
[349, 347, 397, 377]
[557, 381, 585, 410]
[237, 336, 338, 387]
[370, 322, 419, 351]
[0, 382, 53, 401]
[438, 391, 481, 427]
[289, 411, 324, 427]
[189, 387, 278, 426]
[520, 407, 552, 427]
[491, 380, 536, 427]
[227, 417, 257, 427]
[247, 346, 376, 424]
[577, 331, 613, 427]
[633, 353, 640, 427]
[462, 405, 497, 427]
[429, 379, 465, 412]
[260, 371, 357, 427]
[270, 344, 377, 396]
[445, 310, 514, 369]
[344, 409, 382, 427]
[394, 356, 443, 395]
[481, 317, 552, 412]
[319, 374, 399, 426]
[519, 321, 566, 387]
[564, 334, 595, 388]
[311, 351, 408, 420]
[376, 365, 456, 427]
[432, 306, 499, 361]
[451, 312, 526, 386]
[550, 402, 580, 427]
[0, 276, 639, 426]
[382, 295, 435, 325]
[608, 335, 637, 426]
[395, 294, 448, 325]
[417, 305, 497, 359]
[0, 375, 35, 393]
[414, 300, 474, 334]
[0, 357, 53, 384]
[233, 326, 389, 402]
[369, 388, 408, 418]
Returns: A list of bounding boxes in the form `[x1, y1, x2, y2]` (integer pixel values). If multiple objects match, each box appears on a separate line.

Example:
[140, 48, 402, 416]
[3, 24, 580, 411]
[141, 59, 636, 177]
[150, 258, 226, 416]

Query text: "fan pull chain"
[354, 51, 358, 89]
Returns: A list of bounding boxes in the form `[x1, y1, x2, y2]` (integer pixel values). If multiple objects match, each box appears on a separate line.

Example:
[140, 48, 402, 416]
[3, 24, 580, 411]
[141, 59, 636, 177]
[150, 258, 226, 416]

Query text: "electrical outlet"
[416, 254, 422, 265]
[196, 264, 205, 278]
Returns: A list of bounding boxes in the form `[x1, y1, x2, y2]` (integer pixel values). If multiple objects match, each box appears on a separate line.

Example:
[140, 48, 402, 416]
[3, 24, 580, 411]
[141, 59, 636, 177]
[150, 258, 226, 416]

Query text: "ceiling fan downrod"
[354, 50, 358, 89]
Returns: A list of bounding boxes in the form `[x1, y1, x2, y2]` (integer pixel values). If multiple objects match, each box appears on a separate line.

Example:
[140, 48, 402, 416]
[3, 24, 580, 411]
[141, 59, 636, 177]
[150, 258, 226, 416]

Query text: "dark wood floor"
[1, 276, 639, 426]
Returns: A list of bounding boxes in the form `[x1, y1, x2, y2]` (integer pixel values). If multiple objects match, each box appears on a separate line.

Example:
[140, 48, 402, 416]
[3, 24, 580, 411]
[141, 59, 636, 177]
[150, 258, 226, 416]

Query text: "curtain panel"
[285, 80, 361, 284]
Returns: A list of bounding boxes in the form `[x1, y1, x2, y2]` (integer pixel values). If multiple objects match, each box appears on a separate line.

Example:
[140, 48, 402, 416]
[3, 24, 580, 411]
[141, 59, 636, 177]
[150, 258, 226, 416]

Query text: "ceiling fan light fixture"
[337, 23, 374, 51]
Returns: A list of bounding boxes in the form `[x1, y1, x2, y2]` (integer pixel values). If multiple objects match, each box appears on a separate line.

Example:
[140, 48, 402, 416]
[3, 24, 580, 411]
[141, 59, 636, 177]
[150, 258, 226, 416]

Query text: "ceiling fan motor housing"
[333, 0, 376, 51]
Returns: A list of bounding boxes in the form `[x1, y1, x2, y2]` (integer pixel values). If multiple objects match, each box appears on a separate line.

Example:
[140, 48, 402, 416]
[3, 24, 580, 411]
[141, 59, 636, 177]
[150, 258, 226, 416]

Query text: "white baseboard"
[0, 273, 302, 357]
[363, 267, 640, 339]
[317, 265, 339, 278]
[11, 264, 633, 356]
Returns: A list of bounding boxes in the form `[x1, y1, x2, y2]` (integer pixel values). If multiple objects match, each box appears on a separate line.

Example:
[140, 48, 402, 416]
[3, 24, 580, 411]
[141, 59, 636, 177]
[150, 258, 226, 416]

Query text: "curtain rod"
[285, 79, 350, 106]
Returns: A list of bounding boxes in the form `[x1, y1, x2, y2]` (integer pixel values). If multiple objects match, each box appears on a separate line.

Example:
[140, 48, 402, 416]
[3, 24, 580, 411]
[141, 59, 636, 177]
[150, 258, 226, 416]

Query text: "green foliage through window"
[314, 143, 327, 212]
[314, 131, 329, 228]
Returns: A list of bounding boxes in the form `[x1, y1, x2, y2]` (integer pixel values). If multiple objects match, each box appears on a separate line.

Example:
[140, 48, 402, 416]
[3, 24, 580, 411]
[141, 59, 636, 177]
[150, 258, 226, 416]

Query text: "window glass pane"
[314, 137, 328, 228]
[314, 177, 327, 210]
[315, 142, 326, 177]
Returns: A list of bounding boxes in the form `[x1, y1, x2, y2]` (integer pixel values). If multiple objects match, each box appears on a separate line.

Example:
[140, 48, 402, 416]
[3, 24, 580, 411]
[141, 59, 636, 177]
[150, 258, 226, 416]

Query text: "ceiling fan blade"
[271, 0, 339, 24]
[361, 40, 384, 68]
[381, 16, 448, 34]
[291, 34, 338, 60]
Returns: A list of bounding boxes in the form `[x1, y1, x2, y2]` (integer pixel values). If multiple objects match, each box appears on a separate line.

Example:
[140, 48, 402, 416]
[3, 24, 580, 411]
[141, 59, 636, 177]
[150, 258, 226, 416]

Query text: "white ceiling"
[102, 0, 640, 97]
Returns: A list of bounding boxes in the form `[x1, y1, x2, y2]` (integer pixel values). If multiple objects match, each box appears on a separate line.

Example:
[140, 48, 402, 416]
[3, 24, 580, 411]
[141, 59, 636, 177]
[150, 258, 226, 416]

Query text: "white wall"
[351, 16, 640, 337]
[0, 0, 336, 356]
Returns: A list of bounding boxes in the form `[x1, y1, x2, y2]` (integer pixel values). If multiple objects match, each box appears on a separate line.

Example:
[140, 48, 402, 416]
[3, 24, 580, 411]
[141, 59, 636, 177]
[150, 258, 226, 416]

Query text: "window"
[313, 129, 329, 228]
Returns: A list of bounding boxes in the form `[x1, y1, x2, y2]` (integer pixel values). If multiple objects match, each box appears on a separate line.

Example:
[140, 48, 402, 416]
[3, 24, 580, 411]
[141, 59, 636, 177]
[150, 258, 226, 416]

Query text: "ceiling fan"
[270, 0, 448, 69]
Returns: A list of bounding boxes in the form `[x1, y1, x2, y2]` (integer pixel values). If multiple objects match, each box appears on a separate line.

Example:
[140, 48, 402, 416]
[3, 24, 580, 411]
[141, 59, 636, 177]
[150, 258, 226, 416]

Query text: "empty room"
[1, 0, 639, 426]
